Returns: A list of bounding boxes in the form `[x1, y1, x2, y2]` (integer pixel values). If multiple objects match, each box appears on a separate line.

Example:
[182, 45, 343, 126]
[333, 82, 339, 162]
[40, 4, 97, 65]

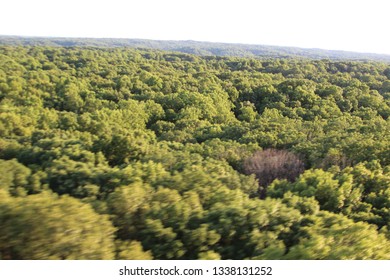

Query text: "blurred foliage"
[0, 46, 389, 259]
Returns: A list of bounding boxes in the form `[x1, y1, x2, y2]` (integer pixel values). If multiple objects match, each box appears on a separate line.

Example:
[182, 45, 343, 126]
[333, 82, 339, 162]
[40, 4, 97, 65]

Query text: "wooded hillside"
[0, 46, 389, 259]
[2, 36, 390, 61]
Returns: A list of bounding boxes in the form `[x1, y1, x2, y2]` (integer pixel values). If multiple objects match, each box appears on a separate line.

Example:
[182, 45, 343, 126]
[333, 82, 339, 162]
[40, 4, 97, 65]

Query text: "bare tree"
[243, 149, 304, 198]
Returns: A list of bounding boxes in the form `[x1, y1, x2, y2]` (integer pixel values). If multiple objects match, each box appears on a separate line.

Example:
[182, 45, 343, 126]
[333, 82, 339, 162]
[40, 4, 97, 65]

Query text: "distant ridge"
[1, 35, 390, 62]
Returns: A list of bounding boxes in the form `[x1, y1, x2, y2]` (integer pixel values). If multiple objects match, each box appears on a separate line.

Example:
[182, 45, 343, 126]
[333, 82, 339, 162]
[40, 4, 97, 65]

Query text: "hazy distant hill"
[1, 35, 390, 62]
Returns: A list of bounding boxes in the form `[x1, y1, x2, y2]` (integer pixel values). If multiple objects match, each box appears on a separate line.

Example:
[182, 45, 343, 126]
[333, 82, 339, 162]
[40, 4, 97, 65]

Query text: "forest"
[0, 45, 389, 259]
[3, 36, 390, 61]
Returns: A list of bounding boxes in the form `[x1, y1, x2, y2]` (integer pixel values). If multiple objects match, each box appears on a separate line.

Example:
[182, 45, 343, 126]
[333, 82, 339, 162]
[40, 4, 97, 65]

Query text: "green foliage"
[115, 240, 153, 260]
[285, 212, 390, 259]
[0, 45, 389, 260]
[0, 192, 115, 259]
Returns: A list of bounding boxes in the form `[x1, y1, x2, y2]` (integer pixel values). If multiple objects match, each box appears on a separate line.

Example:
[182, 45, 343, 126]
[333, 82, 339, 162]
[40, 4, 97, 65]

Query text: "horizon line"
[1, 34, 390, 57]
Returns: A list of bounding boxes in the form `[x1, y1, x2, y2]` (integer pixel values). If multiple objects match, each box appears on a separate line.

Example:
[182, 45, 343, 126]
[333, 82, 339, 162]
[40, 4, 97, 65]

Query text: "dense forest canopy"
[2, 36, 390, 62]
[0, 44, 389, 259]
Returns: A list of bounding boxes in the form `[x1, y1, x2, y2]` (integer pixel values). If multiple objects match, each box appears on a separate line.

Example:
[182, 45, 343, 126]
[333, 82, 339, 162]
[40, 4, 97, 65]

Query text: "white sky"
[1, 0, 390, 54]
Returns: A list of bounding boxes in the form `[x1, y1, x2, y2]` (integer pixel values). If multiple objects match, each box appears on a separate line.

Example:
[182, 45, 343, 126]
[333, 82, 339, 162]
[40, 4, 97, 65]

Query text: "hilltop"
[1, 35, 390, 61]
